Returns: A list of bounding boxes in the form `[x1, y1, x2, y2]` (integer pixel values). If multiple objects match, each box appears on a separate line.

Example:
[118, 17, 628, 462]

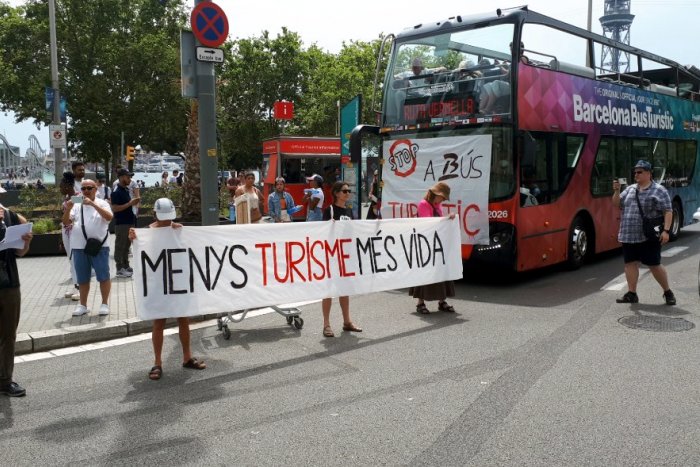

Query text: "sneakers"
[66, 285, 79, 299]
[116, 268, 133, 278]
[0, 382, 26, 397]
[72, 304, 89, 316]
[616, 291, 639, 303]
[664, 289, 677, 306]
[98, 303, 110, 316]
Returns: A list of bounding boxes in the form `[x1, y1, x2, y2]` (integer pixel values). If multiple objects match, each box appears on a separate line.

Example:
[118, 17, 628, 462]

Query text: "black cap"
[117, 168, 134, 177]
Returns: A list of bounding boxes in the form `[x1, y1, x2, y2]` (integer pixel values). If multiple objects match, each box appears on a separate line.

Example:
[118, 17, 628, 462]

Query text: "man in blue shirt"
[111, 169, 139, 278]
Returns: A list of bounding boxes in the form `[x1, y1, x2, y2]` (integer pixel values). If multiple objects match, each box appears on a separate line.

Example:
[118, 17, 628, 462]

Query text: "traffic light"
[126, 146, 135, 161]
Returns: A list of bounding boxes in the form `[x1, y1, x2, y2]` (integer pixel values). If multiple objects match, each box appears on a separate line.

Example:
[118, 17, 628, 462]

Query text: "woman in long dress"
[409, 181, 456, 314]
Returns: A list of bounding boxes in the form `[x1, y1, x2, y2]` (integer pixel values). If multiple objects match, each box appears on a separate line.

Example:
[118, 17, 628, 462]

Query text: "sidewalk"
[15, 234, 219, 355]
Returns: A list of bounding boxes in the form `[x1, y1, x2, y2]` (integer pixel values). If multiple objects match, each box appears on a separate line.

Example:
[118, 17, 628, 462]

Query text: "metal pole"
[195, 0, 219, 225]
[49, 0, 62, 183]
[585, 0, 593, 68]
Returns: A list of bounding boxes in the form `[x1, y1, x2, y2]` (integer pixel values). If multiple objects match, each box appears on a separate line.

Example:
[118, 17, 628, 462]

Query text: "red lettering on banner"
[385, 201, 481, 238]
[255, 237, 355, 286]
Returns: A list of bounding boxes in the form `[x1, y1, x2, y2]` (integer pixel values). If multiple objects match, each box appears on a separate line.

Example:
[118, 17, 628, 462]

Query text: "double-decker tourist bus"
[350, 6, 700, 271]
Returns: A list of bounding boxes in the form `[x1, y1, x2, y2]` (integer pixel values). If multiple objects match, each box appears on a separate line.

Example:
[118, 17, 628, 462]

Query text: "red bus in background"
[262, 136, 341, 220]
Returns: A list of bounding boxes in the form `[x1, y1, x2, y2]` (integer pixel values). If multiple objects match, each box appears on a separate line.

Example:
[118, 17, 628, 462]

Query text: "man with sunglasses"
[62, 180, 114, 317]
[612, 159, 675, 305]
[0, 186, 33, 397]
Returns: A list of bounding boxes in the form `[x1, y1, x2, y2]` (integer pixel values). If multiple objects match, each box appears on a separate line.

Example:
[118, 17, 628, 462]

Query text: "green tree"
[217, 29, 307, 170]
[0, 0, 189, 171]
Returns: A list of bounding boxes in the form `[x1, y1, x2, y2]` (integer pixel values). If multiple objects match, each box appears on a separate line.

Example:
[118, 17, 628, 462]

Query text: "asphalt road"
[3, 226, 700, 466]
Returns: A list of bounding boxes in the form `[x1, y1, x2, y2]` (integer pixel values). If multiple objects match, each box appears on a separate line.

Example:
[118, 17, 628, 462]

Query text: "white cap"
[154, 197, 176, 220]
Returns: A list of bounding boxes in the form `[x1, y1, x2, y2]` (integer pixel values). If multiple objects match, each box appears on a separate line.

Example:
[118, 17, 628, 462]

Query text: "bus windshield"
[384, 23, 515, 126]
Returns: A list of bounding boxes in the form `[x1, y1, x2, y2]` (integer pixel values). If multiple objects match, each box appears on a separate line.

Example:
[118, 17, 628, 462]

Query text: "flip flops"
[323, 325, 335, 337]
[342, 322, 362, 332]
[148, 365, 162, 380]
[182, 357, 207, 370]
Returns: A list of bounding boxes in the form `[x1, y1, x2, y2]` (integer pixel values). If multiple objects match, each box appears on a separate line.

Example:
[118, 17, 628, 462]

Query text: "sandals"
[182, 357, 207, 370]
[416, 303, 429, 314]
[323, 325, 335, 337]
[148, 365, 162, 381]
[438, 301, 455, 312]
[342, 322, 362, 332]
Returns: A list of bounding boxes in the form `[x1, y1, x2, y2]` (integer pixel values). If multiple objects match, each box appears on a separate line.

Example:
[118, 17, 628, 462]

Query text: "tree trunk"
[181, 100, 201, 222]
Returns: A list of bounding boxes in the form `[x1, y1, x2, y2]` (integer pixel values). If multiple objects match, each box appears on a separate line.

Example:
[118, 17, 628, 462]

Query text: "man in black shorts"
[612, 160, 675, 305]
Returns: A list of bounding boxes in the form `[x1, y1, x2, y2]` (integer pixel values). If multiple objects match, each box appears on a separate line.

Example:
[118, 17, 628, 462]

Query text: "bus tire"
[567, 216, 589, 270]
[669, 200, 682, 241]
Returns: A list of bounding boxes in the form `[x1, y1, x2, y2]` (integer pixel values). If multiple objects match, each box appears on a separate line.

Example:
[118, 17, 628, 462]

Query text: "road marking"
[661, 246, 688, 257]
[15, 300, 321, 364]
[602, 271, 648, 291]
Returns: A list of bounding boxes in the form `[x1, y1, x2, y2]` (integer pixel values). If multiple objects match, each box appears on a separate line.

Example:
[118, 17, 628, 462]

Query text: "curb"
[16, 313, 223, 355]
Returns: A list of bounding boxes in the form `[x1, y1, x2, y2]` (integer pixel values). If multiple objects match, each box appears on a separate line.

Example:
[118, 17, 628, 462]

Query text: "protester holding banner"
[409, 182, 457, 314]
[267, 177, 296, 223]
[234, 172, 264, 224]
[321, 181, 362, 337]
[128, 198, 207, 381]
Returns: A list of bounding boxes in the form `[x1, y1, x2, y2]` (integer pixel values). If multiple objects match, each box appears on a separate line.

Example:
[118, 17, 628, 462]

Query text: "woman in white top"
[234, 172, 264, 223]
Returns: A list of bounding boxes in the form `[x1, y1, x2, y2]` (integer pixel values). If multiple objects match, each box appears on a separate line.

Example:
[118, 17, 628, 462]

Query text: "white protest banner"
[132, 217, 462, 319]
[381, 134, 492, 245]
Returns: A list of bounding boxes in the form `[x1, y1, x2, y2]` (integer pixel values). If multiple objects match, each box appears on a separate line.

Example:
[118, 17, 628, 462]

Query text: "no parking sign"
[190, 1, 229, 48]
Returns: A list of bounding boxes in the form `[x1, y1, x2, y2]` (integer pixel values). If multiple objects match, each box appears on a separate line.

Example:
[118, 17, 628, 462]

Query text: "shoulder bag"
[81, 203, 108, 256]
[634, 187, 664, 240]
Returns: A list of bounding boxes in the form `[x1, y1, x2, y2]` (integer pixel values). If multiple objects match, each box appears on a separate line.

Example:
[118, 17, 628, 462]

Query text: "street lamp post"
[48, 0, 62, 182]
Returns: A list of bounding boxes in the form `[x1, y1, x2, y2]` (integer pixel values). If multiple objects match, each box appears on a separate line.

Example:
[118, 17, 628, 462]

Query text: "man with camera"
[62, 179, 114, 316]
[612, 159, 675, 305]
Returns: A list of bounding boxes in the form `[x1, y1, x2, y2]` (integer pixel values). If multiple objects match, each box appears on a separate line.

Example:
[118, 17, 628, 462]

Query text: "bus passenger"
[321, 181, 362, 337]
[129, 198, 207, 381]
[409, 182, 457, 314]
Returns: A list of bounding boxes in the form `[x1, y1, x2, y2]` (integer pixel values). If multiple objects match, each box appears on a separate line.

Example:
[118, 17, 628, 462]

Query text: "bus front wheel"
[567, 216, 589, 270]
[669, 200, 682, 241]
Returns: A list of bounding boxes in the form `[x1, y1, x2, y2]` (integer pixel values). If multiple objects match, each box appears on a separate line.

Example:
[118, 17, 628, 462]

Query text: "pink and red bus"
[351, 6, 700, 271]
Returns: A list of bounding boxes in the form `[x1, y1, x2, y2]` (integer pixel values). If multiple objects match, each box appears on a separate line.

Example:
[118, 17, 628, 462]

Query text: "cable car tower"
[599, 0, 635, 72]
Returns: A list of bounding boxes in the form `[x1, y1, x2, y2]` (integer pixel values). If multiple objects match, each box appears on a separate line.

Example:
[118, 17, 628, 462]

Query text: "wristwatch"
[662, 229, 670, 234]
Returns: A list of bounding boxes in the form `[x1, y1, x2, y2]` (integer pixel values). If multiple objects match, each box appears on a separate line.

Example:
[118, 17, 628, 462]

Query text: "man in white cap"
[302, 174, 324, 221]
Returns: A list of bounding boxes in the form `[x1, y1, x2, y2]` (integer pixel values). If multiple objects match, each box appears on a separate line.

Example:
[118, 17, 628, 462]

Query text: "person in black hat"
[612, 159, 675, 305]
[111, 168, 140, 278]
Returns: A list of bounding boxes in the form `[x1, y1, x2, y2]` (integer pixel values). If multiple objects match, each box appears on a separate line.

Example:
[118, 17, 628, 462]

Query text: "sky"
[2, 0, 699, 155]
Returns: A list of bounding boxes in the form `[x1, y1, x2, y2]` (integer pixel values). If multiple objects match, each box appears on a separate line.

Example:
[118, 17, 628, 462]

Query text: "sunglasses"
[340, 189, 352, 194]
[633, 170, 645, 175]
[81, 186, 95, 191]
